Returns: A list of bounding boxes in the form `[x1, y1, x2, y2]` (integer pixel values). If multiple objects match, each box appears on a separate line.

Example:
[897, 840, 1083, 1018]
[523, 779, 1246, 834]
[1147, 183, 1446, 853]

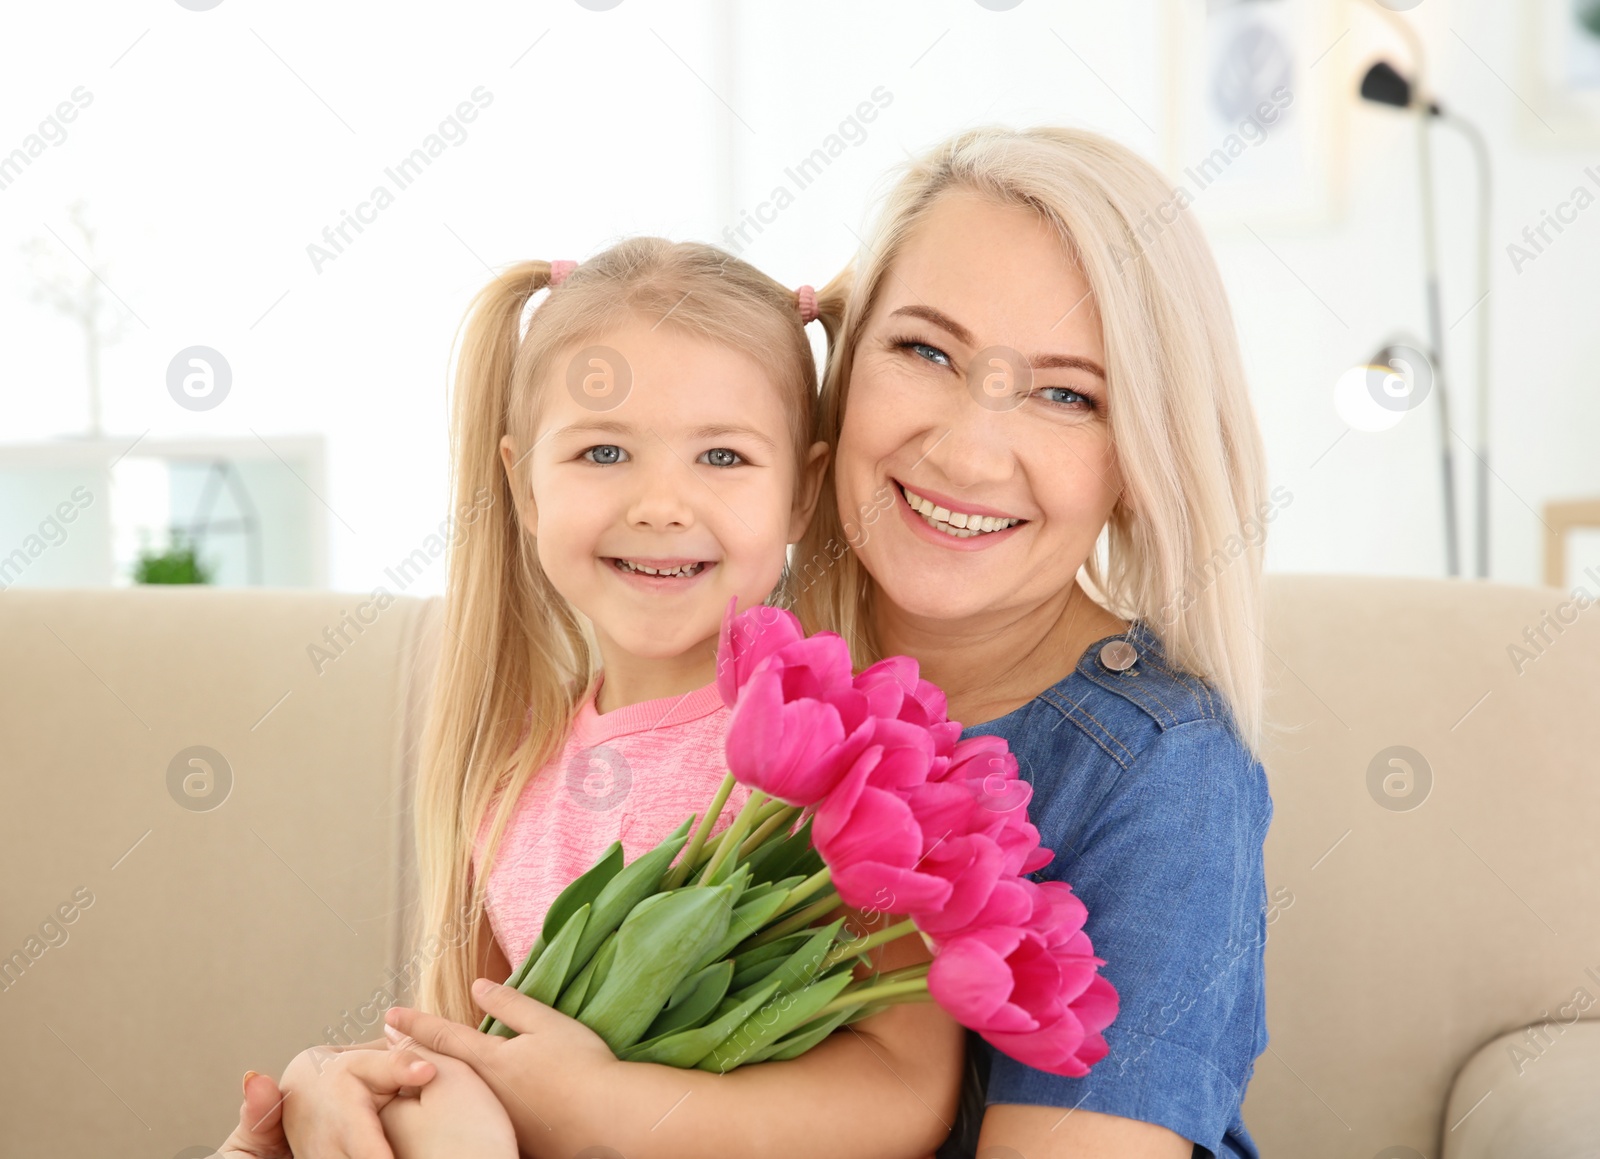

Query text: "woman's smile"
[895, 480, 1026, 538]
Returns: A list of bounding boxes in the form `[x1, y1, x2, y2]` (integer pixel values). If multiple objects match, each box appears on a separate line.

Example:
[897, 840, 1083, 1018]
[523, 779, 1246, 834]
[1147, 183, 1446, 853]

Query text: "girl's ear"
[787, 440, 832, 543]
[499, 435, 539, 539]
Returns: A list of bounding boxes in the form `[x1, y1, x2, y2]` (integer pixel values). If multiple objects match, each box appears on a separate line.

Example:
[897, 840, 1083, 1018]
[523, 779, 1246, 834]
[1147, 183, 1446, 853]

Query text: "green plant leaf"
[577, 883, 736, 1053]
[696, 970, 857, 1073]
[755, 1002, 861, 1062]
[690, 885, 797, 973]
[727, 931, 813, 990]
[644, 959, 734, 1040]
[739, 816, 817, 884]
[727, 917, 844, 1003]
[499, 840, 625, 999]
[619, 977, 783, 1067]
[558, 929, 614, 1017]
[568, 818, 694, 981]
[518, 903, 588, 1005]
[483, 902, 591, 1037]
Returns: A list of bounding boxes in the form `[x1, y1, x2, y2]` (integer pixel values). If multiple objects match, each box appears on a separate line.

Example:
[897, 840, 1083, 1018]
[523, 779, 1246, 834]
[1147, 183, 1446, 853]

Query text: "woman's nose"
[923, 400, 1016, 492]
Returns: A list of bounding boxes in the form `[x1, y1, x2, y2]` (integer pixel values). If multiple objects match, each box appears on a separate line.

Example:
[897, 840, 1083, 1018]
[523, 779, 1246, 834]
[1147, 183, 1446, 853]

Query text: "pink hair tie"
[795, 284, 818, 324]
[548, 260, 578, 287]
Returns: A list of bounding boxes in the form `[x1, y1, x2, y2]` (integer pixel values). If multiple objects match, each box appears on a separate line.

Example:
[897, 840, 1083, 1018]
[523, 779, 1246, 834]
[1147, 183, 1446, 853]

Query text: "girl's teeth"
[615, 559, 703, 577]
[900, 485, 1020, 539]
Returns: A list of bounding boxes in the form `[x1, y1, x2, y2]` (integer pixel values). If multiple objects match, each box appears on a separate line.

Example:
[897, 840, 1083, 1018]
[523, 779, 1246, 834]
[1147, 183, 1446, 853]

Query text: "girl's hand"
[377, 1041, 519, 1159]
[215, 1070, 291, 1159]
[278, 1041, 440, 1159]
[384, 978, 620, 1157]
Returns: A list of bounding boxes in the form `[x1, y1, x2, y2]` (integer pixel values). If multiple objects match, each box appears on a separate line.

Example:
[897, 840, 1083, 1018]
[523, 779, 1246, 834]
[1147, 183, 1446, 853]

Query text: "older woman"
[795, 126, 1273, 1158]
[221, 125, 1271, 1159]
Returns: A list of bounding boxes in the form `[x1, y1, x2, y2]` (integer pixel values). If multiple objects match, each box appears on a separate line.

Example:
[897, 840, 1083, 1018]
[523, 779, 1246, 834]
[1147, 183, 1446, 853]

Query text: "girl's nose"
[625, 464, 696, 529]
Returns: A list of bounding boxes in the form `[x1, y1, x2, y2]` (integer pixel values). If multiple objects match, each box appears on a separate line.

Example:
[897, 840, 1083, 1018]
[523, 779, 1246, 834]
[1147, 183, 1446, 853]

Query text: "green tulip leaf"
[559, 928, 614, 1017]
[696, 969, 857, 1073]
[578, 883, 736, 1053]
[727, 917, 844, 1004]
[645, 959, 735, 1040]
[728, 931, 813, 990]
[619, 977, 783, 1067]
[755, 1002, 861, 1062]
[568, 817, 695, 982]
[691, 887, 796, 973]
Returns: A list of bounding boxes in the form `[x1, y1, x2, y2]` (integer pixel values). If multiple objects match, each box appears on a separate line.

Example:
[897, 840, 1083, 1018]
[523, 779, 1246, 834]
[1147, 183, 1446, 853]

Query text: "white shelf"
[0, 434, 329, 589]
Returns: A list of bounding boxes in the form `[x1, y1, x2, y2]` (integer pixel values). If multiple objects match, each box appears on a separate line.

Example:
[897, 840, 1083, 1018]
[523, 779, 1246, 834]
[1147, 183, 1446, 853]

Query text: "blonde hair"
[794, 126, 1270, 757]
[414, 239, 830, 1022]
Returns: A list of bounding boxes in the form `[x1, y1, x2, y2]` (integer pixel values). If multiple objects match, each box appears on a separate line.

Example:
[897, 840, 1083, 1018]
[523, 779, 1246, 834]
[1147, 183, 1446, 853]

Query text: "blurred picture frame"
[1520, 0, 1600, 144]
[1161, 0, 1350, 229]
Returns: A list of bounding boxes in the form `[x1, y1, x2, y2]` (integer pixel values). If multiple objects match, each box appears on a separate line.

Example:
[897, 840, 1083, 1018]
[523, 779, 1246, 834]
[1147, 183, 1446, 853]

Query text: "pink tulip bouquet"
[481, 604, 1118, 1078]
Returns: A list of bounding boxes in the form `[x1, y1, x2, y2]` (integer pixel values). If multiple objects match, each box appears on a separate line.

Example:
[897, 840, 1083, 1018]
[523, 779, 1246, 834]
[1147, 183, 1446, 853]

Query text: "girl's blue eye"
[583, 444, 627, 465]
[699, 447, 742, 468]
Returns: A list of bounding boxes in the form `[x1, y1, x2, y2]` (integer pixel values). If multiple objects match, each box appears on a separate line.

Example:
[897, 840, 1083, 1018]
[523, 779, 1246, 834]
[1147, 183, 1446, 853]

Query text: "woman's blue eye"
[1037, 386, 1093, 410]
[583, 444, 626, 465]
[699, 447, 742, 468]
[908, 341, 952, 368]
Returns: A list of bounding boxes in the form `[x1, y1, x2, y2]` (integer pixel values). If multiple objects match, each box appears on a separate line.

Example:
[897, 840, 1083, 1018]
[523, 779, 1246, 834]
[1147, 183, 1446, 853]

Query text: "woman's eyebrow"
[890, 304, 977, 346]
[1032, 352, 1106, 379]
[888, 304, 1106, 380]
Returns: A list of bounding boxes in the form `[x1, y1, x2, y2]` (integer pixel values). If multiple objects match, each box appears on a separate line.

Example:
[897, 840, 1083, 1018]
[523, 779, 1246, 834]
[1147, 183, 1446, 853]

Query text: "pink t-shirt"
[471, 679, 751, 967]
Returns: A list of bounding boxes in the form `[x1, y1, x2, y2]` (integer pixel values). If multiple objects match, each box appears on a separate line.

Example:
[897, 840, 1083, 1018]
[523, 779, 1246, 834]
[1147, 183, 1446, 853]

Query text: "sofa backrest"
[0, 586, 441, 1158]
[2, 576, 1597, 1156]
[1246, 574, 1600, 1157]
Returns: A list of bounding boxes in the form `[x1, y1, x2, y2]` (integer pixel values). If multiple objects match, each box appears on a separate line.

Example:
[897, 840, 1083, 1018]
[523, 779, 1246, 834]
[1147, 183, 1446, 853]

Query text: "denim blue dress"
[937, 620, 1272, 1159]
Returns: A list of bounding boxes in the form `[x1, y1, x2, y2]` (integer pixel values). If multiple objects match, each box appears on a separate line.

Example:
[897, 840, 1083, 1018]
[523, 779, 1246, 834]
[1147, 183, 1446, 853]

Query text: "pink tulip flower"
[715, 600, 807, 708]
[812, 721, 954, 911]
[928, 922, 1117, 1077]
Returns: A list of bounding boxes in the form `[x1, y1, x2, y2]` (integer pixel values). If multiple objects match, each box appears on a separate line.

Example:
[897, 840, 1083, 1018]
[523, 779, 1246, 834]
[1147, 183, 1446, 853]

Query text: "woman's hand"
[215, 1070, 292, 1159]
[277, 1041, 440, 1159]
[384, 978, 622, 1158]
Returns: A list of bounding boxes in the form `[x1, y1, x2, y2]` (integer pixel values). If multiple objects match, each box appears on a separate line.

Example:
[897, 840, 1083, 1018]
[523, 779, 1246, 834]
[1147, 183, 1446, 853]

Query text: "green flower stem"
[686, 796, 791, 874]
[737, 805, 799, 859]
[699, 788, 769, 885]
[741, 891, 842, 948]
[757, 795, 796, 822]
[810, 978, 933, 1021]
[775, 865, 832, 913]
[664, 771, 736, 889]
[870, 960, 932, 985]
[819, 917, 919, 971]
[738, 796, 794, 838]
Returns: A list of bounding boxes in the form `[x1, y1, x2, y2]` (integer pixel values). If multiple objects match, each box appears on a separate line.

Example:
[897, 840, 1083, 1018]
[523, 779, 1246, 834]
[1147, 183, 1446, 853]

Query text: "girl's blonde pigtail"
[413, 260, 591, 1024]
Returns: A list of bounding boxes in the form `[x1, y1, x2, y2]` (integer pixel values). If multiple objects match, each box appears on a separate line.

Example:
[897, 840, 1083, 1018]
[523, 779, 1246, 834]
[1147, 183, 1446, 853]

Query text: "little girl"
[220, 239, 964, 1158]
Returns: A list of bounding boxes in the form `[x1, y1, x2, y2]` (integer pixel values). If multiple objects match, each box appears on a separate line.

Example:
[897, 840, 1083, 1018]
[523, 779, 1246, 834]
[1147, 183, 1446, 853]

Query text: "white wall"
[1, 0, 1594, 593]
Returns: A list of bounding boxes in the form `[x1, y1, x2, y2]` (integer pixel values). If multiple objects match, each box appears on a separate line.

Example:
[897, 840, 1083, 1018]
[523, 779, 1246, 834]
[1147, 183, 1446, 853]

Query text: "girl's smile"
[605, 555, 717, 585]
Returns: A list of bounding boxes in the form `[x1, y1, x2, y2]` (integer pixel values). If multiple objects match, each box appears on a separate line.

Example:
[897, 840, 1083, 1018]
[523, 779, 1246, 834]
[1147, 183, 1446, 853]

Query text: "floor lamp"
[1357, 59, 1493, 579]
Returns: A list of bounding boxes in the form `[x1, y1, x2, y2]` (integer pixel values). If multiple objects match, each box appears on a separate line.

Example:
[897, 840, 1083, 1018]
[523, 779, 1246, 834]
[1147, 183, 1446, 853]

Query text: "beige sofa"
[2, 575, 1596, 1157]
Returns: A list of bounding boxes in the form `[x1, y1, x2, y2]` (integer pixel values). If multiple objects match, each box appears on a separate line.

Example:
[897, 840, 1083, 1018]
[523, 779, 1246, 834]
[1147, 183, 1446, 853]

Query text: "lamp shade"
[1359, 60, 1412, 108]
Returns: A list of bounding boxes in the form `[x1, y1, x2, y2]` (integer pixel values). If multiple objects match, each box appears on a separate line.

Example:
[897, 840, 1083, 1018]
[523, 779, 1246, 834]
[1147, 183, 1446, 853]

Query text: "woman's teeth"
[900, 484, 1021, 538]
[612, 559, 704, 577]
